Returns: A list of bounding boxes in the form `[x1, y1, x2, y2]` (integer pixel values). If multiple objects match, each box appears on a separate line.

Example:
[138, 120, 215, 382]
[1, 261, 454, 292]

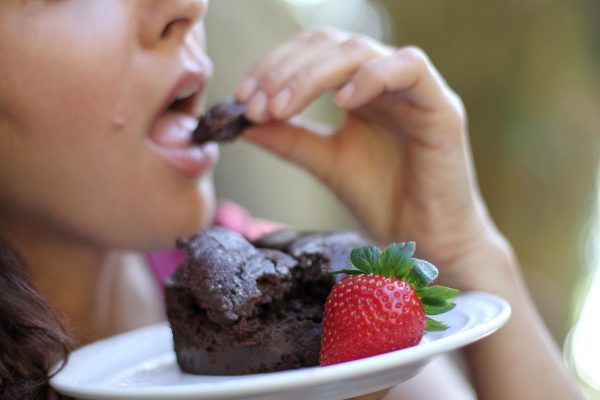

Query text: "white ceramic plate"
[51, 291, 510, 400]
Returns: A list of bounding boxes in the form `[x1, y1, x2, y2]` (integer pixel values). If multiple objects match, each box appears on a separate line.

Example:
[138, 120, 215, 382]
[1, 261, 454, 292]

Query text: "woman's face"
[0, 0, 217, 251]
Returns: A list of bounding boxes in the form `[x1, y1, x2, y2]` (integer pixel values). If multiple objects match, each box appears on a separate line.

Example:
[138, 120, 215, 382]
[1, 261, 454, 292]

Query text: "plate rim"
[51, 291, 511, 399]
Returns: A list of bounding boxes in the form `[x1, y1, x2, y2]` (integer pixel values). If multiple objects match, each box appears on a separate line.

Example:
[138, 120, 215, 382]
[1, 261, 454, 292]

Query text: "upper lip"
[158, 69, 209, 120]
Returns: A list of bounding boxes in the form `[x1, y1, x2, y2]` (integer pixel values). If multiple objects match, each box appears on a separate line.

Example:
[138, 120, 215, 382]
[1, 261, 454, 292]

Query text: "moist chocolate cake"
[193, 100, 251, 144]
[165, 227, 370, 375]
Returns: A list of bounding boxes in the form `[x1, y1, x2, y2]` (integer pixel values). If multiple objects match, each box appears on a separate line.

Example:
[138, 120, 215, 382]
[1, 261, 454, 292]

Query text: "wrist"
[441, 228, 522, 296]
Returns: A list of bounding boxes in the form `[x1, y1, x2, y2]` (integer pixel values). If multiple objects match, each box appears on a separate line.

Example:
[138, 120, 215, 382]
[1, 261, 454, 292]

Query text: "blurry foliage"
[378, 0, 600, 342]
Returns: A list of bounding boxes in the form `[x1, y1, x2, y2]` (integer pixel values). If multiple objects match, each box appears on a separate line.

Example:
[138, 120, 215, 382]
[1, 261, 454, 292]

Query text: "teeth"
[176, 84, 200, 100]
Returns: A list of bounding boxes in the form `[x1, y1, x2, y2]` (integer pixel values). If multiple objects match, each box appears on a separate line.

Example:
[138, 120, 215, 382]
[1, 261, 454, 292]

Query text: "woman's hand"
[234, 29, 584, 400]
[236, 29, 501, 287]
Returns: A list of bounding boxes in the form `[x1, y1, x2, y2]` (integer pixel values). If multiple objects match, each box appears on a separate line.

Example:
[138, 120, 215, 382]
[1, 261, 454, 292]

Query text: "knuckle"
[288, 68, 312, 90]
[440, 89, 467, 130]
[398, 45, 429, 66]
[259, 70, 284, 93]
[342, 36, 373, 53]
[449, 91, 467, 120]
[310, 28, 343, 43]
[360, 61, 382, 78]
[294, 30, 312, 42]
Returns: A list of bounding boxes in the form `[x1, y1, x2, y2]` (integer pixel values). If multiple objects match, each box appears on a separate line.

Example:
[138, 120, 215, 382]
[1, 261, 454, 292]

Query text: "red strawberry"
[319, 242, 458, 366]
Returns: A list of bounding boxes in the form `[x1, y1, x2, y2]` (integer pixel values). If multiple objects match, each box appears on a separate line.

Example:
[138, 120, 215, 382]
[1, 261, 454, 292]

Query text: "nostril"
[160, 18, 191, 39]
[160, 21, 173, 39]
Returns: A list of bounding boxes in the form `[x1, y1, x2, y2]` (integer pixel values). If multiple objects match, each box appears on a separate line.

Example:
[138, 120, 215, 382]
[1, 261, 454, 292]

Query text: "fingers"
[236, 29, 392, 122]
[235, 32, 324, 100]
[335, 46, 455, 112]
[237, 29, 460, 135]
[236, 30, 345, 101]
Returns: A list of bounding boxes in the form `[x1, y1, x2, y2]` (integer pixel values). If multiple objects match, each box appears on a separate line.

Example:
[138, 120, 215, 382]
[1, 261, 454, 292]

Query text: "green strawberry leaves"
[426, 317, 450, 332]
[343, 242, 437, 288]
[380, 242, 415, 278]
[350, 246, 381, 274]
[418, 285, 458, 331]
[405, 259, 438, 289]
[334, 241, 459, 332]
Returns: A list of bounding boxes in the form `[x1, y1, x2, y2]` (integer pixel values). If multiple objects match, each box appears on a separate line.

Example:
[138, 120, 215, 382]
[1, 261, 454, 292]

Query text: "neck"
[3, 225, 109, 344]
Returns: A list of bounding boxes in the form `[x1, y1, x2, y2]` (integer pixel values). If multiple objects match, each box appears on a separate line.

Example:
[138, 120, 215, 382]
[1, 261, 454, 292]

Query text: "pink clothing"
[145, 250, 187, 292]
[146, 201, 284, 291]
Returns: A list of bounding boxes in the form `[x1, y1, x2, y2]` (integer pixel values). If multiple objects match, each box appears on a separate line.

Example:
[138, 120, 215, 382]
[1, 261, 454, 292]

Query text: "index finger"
[336, 46, 459, 113]
[236, 31, 344, 101]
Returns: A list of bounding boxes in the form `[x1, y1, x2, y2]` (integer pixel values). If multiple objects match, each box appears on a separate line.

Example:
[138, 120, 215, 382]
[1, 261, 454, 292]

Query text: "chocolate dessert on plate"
[165, 227, 370, 375]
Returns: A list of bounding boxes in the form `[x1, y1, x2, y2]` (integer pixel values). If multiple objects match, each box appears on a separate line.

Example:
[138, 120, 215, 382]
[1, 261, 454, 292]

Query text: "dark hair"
[0, 237, 74, 400]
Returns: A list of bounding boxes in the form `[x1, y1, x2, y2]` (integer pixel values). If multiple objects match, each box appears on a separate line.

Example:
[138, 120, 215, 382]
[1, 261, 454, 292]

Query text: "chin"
[167, 178, 216, 246]
[136, 178, 216, 251]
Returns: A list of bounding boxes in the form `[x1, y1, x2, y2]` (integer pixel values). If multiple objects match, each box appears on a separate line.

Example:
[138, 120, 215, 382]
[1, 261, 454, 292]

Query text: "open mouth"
[150, 81, 203, 148]
[166, 83, 200, 116]
[147, 76, 219, 178]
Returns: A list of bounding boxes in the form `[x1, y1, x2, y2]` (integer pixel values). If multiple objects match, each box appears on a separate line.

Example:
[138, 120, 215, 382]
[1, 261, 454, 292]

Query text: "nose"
[137, 0, 208, 48]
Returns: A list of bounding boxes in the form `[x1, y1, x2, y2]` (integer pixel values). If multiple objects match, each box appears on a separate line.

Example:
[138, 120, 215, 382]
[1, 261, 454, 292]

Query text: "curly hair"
[0, 237, 74, 400]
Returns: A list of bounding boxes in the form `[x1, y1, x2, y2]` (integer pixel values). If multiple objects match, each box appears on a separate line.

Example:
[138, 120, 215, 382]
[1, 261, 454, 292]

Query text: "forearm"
[457, 236, 583, 399]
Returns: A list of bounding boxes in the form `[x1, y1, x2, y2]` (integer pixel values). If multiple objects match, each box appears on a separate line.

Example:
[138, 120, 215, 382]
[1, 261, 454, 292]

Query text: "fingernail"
[271, 88, 291, 118]
[247, 91, 268, 122]
[236, 78, 257, 102]
[335, 83, 355, 107]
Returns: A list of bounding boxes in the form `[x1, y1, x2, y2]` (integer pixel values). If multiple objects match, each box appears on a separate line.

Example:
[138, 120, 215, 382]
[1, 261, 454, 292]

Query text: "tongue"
[149, 111, 199, 148]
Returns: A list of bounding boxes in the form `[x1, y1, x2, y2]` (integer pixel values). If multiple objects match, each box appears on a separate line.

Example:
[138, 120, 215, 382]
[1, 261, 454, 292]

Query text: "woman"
[0, 0, 582, 399]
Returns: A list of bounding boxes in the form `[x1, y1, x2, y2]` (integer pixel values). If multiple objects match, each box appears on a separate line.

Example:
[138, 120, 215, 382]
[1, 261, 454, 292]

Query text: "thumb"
[242, 118, 338, 182]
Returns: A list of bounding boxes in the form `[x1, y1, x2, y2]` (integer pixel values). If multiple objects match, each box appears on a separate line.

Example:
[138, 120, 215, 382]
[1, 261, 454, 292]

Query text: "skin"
[0, 1, 584, 399]
[237, 30, 584, 399]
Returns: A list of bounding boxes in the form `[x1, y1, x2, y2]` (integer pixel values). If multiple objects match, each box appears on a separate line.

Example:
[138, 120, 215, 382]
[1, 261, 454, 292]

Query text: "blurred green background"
[204, 0, 600, 396]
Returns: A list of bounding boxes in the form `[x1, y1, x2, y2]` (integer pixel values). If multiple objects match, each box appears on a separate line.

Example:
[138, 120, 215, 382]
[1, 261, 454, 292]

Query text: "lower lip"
[148, 112, 219, 178]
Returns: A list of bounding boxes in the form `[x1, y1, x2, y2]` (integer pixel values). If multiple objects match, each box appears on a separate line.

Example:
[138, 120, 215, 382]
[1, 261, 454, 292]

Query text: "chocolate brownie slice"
[165, 227, 370, 375]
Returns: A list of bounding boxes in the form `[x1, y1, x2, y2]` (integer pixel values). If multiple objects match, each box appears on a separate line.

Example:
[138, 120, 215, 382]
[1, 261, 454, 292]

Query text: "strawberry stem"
[334, 242, 459, 332]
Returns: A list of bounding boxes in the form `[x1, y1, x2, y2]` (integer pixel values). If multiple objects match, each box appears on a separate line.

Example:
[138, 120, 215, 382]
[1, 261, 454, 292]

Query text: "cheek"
[0, 5, 139, 172]
[0, 1, 126, 120]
